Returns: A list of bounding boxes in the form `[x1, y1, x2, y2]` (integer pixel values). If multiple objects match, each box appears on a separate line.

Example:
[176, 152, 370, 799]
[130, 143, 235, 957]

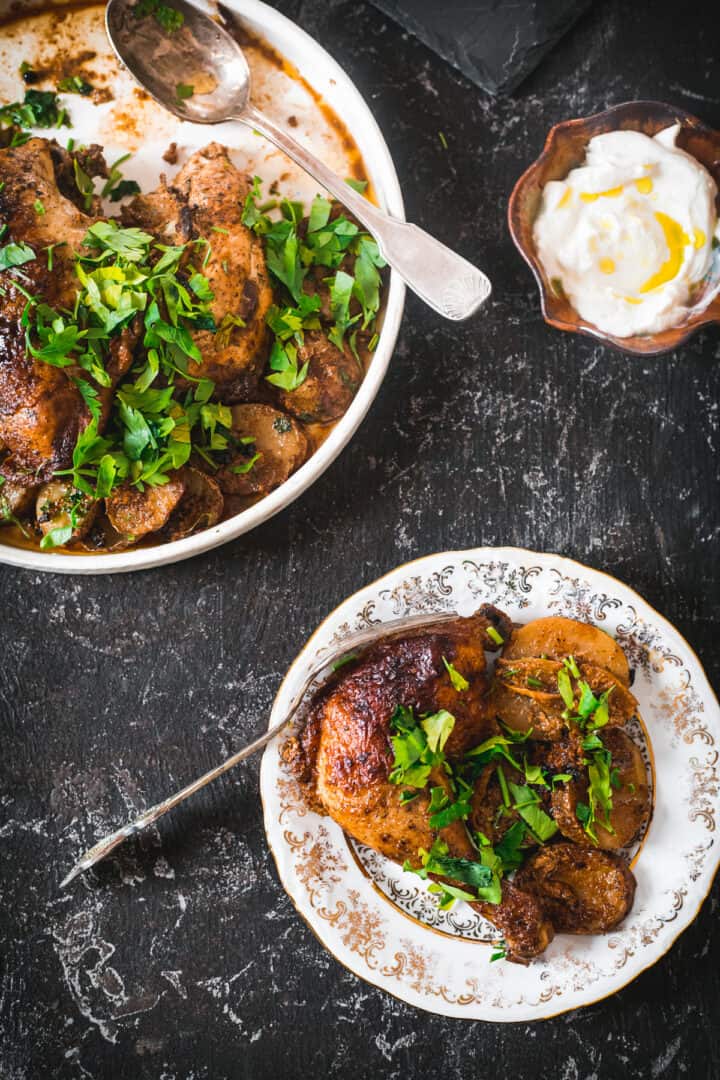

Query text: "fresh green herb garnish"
[0, 89, 69, 130]
[442, 655, 469, 693]
[58, 76, 93, 96]
[0, 241, 35, 272]
[242, 176, 385, 388]
[507, 781, 558, 843]
[100, 153, 142, 203]
[132, 0, 185, 33]
[176, 82, 194, 101]
[231, 451, 261, 475]
[486, 625, 504, 646]
[345, 177, 368, 194]
[388, 704, 455, 789]
[33, 199, 45, 216]
[526, 675, 544, 690]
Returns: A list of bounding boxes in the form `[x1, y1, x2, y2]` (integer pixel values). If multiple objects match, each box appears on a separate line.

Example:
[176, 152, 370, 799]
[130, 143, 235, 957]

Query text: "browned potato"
[106, 474, 185, 540]
[471, 880, 555, 964]
[163, 468, 224, 541]
[276, 331, 362, 424]
[503, 616, 630, 686]
[489, 681, 566, 740]
[215, 404, 308, 497]
[35, 480, 98, 544]
[552, 729, 651, 849]
[1, 476, 36, 518]
[514, 843, 636, 933]
[495, 657, 637, 727]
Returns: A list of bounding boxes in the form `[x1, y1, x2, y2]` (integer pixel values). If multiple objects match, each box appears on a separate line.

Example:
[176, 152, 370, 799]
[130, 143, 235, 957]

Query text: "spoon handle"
[59, 714, 291, 888]
[241, 105, 491, 321]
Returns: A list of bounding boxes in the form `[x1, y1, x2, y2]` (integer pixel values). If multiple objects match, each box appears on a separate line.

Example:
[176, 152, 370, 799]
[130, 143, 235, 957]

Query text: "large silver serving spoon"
[60, 611, 468, 887]
[105, 0, 491, 320]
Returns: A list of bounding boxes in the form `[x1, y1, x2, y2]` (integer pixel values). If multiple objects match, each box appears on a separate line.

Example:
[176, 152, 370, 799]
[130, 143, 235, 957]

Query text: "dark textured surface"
[2, 1, 720, 1077]
[369, 0, 593, 94]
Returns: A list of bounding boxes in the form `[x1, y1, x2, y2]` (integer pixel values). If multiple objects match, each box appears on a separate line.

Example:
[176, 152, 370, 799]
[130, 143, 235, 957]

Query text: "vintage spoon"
[60, 610, 467, 887]
[105, 0, 491, 320]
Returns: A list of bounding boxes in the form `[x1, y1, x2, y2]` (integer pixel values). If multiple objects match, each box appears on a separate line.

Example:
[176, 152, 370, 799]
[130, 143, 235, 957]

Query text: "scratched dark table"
[2, 1, 719, 1077]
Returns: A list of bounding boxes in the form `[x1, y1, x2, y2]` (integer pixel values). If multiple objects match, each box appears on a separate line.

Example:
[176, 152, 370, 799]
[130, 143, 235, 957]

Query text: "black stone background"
[1, 1, 719, 1077]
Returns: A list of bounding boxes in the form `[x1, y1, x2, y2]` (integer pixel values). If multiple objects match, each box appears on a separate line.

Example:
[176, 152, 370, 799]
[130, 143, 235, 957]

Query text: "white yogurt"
[533, 124, 720, 337]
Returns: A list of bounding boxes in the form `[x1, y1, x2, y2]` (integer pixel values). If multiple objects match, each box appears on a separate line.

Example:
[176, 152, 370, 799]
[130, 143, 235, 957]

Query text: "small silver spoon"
[60, 610, 466, 887]
[105, 0, 491, 320]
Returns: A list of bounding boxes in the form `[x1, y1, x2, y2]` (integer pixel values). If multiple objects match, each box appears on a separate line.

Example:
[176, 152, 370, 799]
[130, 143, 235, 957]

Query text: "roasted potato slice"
[503, 616, 630, 686]
[471, 880, 554, 964]
[551, 729, 651, 849]
[495, 658, 637, 727]
[489, 681, 565, 740]
[276, 331, 362, 424]
[215, 404, 308, 497]
[35, 480, 98, 544]
[162, 468, 224, 542]
[1, 475, 36, 519]
[514, 843, 636, 933]
[106, 474, 185, 540]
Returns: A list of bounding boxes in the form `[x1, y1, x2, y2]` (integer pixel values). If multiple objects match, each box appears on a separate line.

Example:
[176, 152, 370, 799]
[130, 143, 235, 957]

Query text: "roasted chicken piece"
[294, 607, 510, 863]
[0, 138, 106, 489]
[514, 843, 636, 933]
[123, 143, 273, 401]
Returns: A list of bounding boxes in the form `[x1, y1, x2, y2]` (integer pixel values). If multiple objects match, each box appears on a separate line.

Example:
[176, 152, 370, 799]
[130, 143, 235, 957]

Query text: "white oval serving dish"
[0, 0, 405, 573]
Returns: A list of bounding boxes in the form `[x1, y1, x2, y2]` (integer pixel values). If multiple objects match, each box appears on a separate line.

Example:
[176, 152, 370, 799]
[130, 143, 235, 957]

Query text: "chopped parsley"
[101, 153, 142, 203]
[23, 222, 229, 526]
[0, 89, 69, 130]
[241, 176, 386, 389]
[132, 0, 185, 33]
[58, 76, 93, 96]
[0, 241, 35, 272]
[507, 781, 558, 843]
[442, 655, 469, 692]
[388, 703, 455, 788]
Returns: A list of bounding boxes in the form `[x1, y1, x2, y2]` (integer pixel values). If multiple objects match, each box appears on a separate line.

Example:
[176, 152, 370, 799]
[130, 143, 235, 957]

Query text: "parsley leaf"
[132, 0, 185, 33]
[0, 241, 35, 271]
[442, 655, 469, 692]
[507, 781, 558, 843]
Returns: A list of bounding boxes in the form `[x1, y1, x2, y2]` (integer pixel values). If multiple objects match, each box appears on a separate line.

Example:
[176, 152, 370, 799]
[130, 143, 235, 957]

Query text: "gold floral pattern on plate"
[261, 548, 720, 1020]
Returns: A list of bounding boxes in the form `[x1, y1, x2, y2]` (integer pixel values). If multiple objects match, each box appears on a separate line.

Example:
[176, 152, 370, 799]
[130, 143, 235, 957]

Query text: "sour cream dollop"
[533, 124, 720, 337]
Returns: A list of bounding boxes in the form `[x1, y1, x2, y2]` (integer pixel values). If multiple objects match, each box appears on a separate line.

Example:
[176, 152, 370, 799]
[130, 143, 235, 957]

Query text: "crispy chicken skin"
[123, 143, 273, 401]
[0, 139, 100, 485]
[293, 607, 510, 863]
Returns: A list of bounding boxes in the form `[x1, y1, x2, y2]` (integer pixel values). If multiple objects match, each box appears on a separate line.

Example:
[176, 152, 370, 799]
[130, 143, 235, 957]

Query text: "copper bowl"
[508, 101, 720, 356]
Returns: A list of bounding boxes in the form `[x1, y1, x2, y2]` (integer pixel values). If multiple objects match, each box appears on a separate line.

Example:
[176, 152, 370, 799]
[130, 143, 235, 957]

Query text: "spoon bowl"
[106, 0, 252, 122]
[105, 0, 491, 320]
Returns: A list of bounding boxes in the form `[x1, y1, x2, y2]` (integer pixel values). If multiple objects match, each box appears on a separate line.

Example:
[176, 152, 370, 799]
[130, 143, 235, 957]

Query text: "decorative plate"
[260, 547, 720, 1021]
